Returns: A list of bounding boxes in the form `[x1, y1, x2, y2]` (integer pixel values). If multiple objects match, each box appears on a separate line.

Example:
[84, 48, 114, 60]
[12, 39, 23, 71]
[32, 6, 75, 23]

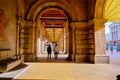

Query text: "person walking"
[111, 45, 113, 54]
[54, 45, 59, 60]
[47, 44, 52, 59]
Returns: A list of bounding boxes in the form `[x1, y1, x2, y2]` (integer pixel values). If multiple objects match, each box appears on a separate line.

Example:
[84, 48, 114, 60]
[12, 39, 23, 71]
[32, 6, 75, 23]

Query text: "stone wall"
[0, 0, 17, 61]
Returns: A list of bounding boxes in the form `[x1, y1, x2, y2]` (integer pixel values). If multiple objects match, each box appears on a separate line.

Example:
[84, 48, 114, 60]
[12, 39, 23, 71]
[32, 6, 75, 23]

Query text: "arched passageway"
[17, 0, 114, 63]
[1, 0, 120, 75]
[18, 0, 101, 63]
[22, 1, 77, 62]
[36, 8, 70, 62]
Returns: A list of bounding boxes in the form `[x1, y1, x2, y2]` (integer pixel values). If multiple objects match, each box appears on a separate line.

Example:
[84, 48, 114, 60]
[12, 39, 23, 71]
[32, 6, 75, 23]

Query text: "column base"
[75, 54, 88, 62]
[21, 54, 24, 63]
[88, 55, 94, 63]
[95, 55, 109, 64]
[71, 54, 75, 62]
[24, 53, 35, 62]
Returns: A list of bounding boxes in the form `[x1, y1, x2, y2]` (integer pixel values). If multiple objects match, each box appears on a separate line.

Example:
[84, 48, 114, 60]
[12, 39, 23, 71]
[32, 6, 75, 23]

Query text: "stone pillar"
[93, 19, 109, 64]
[32, 23, 37, 60]
[23, 21, 36, 62]
[32, 23, 36, 53]
[16, 17, 22, 59]
[16, 17, 25, 61]
[70, 23, 76, 61]
[70, 22, 89, 62]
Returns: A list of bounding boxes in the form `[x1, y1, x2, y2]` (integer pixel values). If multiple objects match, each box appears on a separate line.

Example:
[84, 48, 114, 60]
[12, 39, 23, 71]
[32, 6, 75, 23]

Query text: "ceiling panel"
[40, 9, 66, 42]
[45, 28, 63, 42]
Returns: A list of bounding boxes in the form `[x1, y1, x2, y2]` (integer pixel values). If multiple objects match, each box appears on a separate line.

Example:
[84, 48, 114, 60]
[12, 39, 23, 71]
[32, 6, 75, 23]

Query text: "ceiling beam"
[42, 19, 66, 22]
[40, 17, 67, 20]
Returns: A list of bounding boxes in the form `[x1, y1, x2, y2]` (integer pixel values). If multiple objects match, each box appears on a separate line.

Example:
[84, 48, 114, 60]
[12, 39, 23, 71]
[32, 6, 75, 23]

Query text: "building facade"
[107, 22, 120, 51]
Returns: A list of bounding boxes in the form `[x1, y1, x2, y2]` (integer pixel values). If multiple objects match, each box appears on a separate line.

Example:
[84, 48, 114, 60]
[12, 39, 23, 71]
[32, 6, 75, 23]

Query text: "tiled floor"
[14, 63, 120, 80]
[0, 52, 120, 80]
[36, 53, 70, 63]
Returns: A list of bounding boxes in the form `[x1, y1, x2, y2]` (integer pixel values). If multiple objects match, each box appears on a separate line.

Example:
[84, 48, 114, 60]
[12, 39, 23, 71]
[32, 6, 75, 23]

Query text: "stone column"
[32, 23, 36, 53]
[23, 21, 36, 61]
[93, 19, 109, 64]
[16, 17, 22, 59]
[32, 22, 37, 60]
[15, 18, 25, 62]
[70, 23, 76, 61]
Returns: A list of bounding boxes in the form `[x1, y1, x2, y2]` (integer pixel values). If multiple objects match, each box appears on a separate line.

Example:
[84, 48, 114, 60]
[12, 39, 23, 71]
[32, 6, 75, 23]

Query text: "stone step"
[0, 59, 21, 72]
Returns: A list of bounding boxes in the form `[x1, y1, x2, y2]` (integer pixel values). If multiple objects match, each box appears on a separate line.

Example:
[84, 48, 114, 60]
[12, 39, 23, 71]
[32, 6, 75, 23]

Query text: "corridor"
[1, 0, 120, 80]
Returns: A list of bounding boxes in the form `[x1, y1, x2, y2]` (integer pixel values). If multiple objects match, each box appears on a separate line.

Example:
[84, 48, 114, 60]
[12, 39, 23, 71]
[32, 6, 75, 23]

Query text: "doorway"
[36, 8, 70, 62]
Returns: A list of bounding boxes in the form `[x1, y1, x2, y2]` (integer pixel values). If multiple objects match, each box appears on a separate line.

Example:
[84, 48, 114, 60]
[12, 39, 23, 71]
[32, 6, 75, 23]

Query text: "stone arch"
[39, 7, 67, 19]
[103, 0, 120, 22]
[94, 0, 120, 22]
[35, 6, 69, 23]
[26, 1, 78, 21]
[25, 1, 74, 61]
[94, 0, 107, 19]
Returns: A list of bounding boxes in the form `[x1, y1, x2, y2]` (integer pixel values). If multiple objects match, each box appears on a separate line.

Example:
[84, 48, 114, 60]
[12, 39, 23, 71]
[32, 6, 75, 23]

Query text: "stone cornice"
[70, 22, 88, 29]
[88, 19, 107, 26]
[20, 20, 36, 28]
[91, 19, 107, 31]
[70, 19, 107, 31]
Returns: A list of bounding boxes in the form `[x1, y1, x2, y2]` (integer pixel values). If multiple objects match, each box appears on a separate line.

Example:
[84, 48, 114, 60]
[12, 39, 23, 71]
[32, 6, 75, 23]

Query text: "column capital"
[70, 22, 88, 29]
[21, 20, 36, 28]
[93, 19, 107, 26]
[16, 17, 22, 25]
[90, 19, 107, 31]
[24, 21, 35, 27]
[70, 22, 76, 30]
[88, 19, 107, 26]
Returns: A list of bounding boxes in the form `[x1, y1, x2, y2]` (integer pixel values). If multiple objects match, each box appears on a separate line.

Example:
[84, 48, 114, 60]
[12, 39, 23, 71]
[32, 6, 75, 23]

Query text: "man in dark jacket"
[47, 44, 52, 59]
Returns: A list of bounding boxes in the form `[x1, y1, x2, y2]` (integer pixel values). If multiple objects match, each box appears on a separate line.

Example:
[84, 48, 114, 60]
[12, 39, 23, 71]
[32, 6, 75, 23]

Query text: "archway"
[103, 0, 120, 65]
[36, 8, 70, 61]
[23, 0, 98, 63]
[22, 0, 97, 63]
[92, 0, 120, 64]
[24, 1, 78, 62]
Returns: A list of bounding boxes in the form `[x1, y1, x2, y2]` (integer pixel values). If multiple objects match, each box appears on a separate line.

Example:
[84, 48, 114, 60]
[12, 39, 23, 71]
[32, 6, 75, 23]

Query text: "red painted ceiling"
[40, 9, 67, 28]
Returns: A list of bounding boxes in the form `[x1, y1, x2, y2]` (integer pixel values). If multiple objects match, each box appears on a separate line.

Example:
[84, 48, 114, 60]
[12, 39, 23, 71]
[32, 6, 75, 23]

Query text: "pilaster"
[70, 23, 76, 61]
[70, 22, 88, 62]
[92, 19, 109, 64]
[16, 17, 22, 59]
[19, 20, 36, 62]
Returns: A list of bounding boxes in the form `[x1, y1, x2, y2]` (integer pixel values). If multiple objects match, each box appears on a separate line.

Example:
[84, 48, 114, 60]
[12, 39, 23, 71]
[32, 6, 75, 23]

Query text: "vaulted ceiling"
[104, 0, 120, 22]
[40, 9, 67, 42]
[23, 0, 96, 42]
[40, 9, 67, 28]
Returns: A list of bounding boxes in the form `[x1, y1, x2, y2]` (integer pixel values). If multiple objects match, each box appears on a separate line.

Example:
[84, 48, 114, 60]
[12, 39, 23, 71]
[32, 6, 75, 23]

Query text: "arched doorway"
[21, 0, 98, 63]
[24, 1, 80, 62]
[36, 8, 70, 62]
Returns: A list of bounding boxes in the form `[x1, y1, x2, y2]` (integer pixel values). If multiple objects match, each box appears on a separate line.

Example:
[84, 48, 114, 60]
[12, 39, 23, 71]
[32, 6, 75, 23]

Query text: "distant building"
[107, 22, 120, 51]
[105, 33, 111, 42]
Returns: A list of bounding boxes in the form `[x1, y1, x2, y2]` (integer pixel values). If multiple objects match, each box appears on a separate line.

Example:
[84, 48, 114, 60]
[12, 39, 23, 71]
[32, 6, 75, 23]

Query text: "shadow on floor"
[8, 63, 29, 72]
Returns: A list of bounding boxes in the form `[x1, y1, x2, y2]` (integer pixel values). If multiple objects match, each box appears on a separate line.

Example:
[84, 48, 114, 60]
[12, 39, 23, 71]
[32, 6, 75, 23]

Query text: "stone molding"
[16, 17, 36, 28]
[70, 22, 88, 29]
[70, 19, 107, 30]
